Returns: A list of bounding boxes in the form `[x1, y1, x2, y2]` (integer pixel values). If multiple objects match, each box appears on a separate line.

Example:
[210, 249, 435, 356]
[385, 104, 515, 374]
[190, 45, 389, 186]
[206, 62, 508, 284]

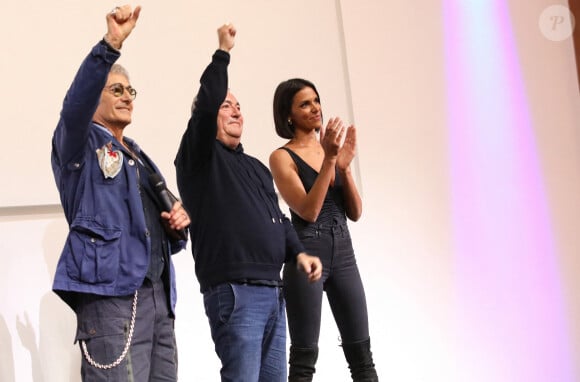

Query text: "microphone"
[148, 173, 187, 241]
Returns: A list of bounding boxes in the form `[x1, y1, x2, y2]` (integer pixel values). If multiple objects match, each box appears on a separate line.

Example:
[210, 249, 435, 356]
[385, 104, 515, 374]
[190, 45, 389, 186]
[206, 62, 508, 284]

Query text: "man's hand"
[218, 23, 236, 52]
[296, 252, 323, 283]
[161, 201, 190, 240]
[104, 4, 142, 50]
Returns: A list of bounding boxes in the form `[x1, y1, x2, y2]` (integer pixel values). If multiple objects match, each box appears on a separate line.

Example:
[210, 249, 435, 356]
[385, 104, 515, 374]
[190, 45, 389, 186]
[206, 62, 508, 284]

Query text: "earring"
[288, 119, 293, 126]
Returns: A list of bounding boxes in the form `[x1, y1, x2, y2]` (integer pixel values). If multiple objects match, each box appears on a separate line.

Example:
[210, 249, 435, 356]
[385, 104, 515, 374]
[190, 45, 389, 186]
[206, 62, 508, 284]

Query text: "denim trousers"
[75, 278, 177, 381]
[203, 282, 287, 382]
[284, 223, 370, 347]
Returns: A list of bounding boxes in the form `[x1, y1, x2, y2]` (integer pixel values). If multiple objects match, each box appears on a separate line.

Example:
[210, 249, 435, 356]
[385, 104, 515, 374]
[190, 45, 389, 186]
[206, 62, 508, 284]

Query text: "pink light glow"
[443, 1, 573, 381]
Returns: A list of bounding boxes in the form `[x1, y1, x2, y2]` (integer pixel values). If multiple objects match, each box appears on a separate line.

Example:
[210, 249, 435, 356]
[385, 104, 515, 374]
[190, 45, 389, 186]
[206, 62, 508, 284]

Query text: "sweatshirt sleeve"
[174, 50, 230, 172]
[283, 215, 306, 262]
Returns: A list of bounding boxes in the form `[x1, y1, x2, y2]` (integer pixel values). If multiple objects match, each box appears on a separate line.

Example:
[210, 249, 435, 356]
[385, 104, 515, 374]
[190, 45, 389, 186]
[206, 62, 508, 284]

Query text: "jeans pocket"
[204, 283, 237, 325]
[217, 283, 237, 323]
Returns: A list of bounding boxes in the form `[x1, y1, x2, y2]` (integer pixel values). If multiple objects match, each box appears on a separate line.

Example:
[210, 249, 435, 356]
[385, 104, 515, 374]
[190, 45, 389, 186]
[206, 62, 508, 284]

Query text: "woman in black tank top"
[270, 78, 379, 381]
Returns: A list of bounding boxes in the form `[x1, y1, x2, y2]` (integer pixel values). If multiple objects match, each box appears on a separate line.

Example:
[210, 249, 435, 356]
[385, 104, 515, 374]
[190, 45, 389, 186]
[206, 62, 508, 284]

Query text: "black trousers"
[284, 223, 370, 348]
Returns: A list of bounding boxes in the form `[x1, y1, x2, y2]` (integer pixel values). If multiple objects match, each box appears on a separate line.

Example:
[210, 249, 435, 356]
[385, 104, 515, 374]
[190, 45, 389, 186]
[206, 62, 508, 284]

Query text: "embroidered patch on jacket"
[96, 141, 123, 178]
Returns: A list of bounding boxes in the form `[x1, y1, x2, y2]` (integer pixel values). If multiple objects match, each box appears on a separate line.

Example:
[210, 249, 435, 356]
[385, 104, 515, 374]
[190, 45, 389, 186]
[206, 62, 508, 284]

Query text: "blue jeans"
[203, 282, 287, 382]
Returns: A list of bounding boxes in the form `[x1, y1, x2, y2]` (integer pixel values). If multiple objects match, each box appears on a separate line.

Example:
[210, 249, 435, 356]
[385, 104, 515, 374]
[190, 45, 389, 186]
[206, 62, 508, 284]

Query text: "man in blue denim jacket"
[50, 5, 190, 381]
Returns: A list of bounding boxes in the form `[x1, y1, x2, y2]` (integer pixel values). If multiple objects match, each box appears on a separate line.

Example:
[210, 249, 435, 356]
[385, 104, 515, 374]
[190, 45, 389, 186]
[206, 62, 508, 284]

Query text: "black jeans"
[284, 223, 370, 347]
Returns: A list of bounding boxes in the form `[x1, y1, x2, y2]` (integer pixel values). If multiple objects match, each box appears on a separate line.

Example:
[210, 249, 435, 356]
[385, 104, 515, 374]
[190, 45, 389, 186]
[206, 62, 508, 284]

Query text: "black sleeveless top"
[280, 147, 347, 231]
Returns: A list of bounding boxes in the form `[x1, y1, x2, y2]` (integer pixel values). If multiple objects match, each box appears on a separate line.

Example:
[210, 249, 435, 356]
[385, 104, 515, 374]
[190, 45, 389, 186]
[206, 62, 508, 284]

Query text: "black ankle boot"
[342, 338, 379, 382]
[288, 345, 319, 382]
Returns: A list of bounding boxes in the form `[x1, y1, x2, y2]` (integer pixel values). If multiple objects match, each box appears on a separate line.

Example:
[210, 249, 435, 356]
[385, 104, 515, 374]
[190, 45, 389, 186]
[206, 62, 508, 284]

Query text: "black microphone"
[148, 173, 187, 241]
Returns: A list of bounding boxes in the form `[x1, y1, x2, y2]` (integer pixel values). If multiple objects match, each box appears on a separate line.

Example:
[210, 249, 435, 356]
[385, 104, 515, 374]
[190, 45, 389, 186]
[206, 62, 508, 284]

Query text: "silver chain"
[80, 290, 138, 369]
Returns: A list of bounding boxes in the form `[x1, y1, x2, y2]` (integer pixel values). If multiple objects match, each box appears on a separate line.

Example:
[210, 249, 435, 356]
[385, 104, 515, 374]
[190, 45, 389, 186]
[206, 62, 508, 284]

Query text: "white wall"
[1, 0, 579, 381]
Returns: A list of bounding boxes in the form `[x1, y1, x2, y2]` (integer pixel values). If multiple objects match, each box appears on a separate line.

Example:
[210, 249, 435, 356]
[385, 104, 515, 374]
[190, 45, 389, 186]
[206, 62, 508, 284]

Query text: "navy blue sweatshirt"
[175, 50, 305, 292]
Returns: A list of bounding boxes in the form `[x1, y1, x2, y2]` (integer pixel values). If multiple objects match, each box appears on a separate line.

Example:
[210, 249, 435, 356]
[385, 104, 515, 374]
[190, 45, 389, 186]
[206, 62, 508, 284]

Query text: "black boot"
[342, 338, 379, 382]
[288, 345, 319, 382]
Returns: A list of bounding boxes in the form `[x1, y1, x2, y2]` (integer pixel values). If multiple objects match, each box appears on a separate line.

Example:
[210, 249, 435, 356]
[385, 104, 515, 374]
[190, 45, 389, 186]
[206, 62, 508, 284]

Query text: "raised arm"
[175, 24, 236, 171]
[53, 5, 141, 167]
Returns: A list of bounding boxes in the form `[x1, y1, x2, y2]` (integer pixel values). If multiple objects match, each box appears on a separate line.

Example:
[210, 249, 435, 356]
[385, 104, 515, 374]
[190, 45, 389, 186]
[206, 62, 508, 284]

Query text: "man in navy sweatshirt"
[174, 24, 322, 382]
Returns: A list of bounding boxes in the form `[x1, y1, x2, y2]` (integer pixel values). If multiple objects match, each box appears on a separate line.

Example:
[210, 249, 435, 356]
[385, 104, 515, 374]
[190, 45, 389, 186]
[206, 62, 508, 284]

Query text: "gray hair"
[110, 63, 130, 81]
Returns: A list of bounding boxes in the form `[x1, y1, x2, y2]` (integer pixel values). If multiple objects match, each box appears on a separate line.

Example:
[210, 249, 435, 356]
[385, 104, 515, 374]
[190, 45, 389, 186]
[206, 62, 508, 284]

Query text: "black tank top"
[280, 147, 346, 231]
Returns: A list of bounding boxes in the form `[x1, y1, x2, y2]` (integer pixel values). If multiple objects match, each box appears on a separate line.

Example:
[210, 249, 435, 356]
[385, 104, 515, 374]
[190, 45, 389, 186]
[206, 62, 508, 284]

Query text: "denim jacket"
[51, 40, 184, 312]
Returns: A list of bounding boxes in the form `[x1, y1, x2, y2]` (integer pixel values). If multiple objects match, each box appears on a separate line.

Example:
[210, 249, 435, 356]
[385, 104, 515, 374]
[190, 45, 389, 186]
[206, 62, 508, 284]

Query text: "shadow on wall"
[0, 314, 15, 382]
[4, 216, 79, 382]
[16, 311, 43, 381]
[38, 218, 80, 381]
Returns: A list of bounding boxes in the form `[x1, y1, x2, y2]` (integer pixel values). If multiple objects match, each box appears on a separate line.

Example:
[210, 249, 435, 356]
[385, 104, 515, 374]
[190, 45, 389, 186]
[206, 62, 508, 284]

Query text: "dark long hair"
[273, 78, 321, 139]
